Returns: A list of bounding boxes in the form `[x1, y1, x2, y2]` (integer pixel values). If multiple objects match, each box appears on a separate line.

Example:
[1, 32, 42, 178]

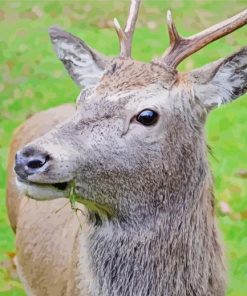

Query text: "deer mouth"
[17, 176, 69, 190]
[16, 176, 71, 200]
[52, 182, 69, 190]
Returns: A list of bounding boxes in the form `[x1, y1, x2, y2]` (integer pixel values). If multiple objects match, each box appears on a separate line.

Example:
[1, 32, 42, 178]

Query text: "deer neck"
[85, 167, 226, 296]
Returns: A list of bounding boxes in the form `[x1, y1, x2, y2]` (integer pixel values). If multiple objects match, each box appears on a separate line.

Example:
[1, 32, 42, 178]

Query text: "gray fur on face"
[20, 30, 247, 295]
[26, 69, 225, 295]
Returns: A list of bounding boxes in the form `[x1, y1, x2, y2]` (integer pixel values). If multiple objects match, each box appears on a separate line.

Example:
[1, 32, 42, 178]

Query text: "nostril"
[27, 159, 45, 169]
[26, 155, 50, 170]
[15, 147, 51, 178]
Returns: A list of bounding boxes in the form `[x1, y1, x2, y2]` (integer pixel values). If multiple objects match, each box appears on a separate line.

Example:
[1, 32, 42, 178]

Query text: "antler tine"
[166, 10, 181, 46]
[160, 9, 247, 69]
[114, 0, 141, 58]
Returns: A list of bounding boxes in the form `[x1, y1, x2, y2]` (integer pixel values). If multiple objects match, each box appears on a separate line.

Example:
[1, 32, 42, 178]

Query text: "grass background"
[0, 0, 246, 295]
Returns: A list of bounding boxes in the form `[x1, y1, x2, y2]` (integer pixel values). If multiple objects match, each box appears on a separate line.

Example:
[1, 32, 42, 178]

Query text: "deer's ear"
[189, 47, 247, 110]
[49, 26, 109, 88]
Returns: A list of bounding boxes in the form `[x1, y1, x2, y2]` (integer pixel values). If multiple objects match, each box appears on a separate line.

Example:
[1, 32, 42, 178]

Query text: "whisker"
[54, 201, 70, 214]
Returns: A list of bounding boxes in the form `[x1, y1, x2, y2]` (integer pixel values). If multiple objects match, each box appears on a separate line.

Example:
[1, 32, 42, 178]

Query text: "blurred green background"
[0, 0, 246, 295]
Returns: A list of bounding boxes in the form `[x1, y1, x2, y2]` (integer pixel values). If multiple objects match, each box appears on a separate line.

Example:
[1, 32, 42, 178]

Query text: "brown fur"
[6, 19, 247, 296]
[97, 60, 177, 95]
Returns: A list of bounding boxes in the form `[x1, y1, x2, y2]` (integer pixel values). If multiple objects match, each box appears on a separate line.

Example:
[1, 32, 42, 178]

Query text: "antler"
[114, 0, 141, 58]
[159, 9, 247, 68]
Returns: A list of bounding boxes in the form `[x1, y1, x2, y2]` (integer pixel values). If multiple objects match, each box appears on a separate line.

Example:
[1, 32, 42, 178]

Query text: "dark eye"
[136, 109, 159, 126]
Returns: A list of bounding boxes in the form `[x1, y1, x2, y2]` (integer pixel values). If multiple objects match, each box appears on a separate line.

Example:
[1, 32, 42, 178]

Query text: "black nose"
[15, 146, 50, 180]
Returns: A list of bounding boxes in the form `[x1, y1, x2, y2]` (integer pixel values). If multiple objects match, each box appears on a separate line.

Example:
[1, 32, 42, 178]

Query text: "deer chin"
[16, 176, 71, 201]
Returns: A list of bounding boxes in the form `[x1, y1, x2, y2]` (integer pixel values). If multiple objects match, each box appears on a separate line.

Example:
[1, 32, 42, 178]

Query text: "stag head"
[15, 1, 247, 223]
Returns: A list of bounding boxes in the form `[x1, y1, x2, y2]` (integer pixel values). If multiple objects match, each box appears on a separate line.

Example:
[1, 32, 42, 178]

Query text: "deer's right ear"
[49, 26, 109, 88]
[188, 47, 247, 111]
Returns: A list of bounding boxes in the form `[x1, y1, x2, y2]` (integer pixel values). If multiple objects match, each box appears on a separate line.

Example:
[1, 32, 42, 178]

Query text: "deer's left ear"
[49, 26, 110, 89]
[188, 47, 247, 110]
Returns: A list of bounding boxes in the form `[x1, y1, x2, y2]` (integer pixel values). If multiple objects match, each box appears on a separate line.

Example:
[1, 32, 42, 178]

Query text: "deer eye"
[136, 109, 159, 126]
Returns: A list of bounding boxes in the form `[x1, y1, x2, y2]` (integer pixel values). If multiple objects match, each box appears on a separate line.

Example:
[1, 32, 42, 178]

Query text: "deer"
[6, 0, 247, 295]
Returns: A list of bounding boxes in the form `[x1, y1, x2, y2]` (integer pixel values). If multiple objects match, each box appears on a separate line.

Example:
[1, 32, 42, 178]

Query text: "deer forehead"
[77, 59, 183, 116]
[96, 59, 176, 95]
[80, 85, 175, 120]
